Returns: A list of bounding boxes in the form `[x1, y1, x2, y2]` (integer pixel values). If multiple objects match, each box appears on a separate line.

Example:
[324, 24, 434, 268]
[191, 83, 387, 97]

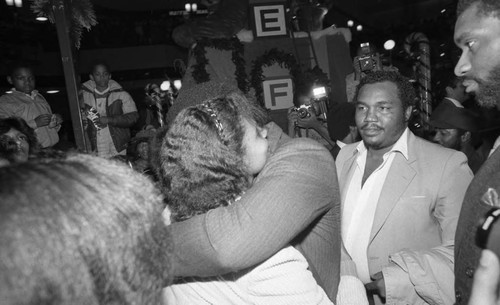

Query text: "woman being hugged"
[160, 92, 336, 304]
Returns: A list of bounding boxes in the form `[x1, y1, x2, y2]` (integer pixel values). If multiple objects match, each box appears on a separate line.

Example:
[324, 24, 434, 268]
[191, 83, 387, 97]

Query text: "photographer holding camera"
[287, 85, 336, 153]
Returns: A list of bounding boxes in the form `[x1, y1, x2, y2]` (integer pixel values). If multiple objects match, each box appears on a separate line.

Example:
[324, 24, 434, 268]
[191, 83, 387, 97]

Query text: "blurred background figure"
[0, 154, 173, 305]
[0, 117, 41, 165]
[139, 83, 171, 130]
[127, 128, 156, 177]
[81, 61, 138, 158]
[287, 84, 335, 153]
[441, 77, 472, 107]
[327, 102, 359, 159]
[0, 62, 62, 149]
[430, 99, 486, 173]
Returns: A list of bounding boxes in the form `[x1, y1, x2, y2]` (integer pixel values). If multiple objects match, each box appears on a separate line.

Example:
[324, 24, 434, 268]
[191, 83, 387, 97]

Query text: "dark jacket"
[455, 147, 500, 304]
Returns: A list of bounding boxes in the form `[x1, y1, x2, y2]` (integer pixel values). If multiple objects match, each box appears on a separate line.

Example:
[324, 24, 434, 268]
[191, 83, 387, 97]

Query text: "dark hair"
[354, 70, 417, 110]
[128, 137, 150, 161]
[89, 59, 111, 74]
[7, 61, 34, 77]
[0, 154, 173, 305]
[157, 91, 265, 222]
[457, 0, 500, 18]
[294, 83, 313, 107]
[0, 117, 41, 160]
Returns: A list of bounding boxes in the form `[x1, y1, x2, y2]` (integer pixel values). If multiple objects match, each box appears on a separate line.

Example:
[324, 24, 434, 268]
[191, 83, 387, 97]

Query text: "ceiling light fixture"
[160, 81, 171, 91]
[5, 0, 14, 6]
[14, 0, 21, 7]
[384, 40, 395, 50]
[36, 16, 48, 21]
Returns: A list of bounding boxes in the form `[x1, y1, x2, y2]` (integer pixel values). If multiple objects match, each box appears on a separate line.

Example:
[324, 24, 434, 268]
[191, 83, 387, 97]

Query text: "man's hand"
[54, 113, 63, 125]
[49, 114, 63, 128]
[287, 108, 299, 127]
[365, 271, 386, 299]
[35, 114, 52, 127]
[469, 250, 500, 305]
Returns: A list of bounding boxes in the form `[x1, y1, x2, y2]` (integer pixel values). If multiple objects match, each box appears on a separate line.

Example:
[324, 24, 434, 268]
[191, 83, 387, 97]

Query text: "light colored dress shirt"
[342, 128, 409, 283]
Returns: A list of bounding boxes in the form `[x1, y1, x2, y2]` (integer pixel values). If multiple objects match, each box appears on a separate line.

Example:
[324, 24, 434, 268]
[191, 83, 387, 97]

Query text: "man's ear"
[108, 73, 112, 79]
[89, 74, 94, 82]
[461, 131, 471, 144]
[405, 106, 413, 121]
[6, 76, 12, 85]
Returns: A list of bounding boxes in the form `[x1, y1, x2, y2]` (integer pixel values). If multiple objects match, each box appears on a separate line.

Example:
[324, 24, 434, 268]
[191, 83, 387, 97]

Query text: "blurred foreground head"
[0, 154, 173, 305]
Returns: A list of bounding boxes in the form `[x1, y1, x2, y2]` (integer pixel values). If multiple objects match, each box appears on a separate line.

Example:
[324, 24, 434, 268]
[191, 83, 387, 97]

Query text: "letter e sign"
[251, 4, 287, 38]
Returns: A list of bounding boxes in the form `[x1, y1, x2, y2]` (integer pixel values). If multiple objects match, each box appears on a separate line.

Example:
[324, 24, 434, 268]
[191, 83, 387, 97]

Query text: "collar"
[355, 127, 409, 160]
[94, 87, 110, 98]
[12, 88, 39, 100]
[444, 97, 464, 108]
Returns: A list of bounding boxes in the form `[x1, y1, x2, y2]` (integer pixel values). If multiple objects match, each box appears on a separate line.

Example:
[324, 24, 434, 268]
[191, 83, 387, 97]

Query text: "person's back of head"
[157, 91, 268, 222]
[0, 154, 173, 305]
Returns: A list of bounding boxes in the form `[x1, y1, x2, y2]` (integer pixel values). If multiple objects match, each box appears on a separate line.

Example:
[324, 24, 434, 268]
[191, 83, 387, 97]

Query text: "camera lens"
[297, 108, 310, 119]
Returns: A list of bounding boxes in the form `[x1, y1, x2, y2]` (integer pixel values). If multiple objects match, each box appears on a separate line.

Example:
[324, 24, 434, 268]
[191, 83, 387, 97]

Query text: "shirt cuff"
[382, 263, 414, 304]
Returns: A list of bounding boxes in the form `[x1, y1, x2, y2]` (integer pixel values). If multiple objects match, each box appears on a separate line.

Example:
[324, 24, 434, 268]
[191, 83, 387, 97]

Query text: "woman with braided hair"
[160, 91, 367, 304]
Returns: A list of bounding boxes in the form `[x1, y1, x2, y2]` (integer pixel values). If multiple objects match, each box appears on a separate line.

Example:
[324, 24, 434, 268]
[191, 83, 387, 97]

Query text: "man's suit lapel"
[369, 133, 418, 243]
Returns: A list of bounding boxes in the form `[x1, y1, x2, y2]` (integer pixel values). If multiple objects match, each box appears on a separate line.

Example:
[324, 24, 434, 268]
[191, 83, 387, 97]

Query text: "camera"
[293, 104, 313, 119]
[476, 208, 500, 259]
[356, 42, 379, 73]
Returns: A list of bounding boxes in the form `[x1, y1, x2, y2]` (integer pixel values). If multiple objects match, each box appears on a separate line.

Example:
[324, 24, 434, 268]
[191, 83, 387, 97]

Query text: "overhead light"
[356, 25, 363, 31]
[173, 80, 182, 90]
[14, 0, 21, 7]
[36, 16, 48, 22]
[185, 3, 191, 12]
[347, 20, 354, 27]
[5, 0, 14, 6]
[46, 90, 59, 94]
[160, 80, 171, 91]
[441, 9, 446, 13]
[384, 40, 395, 50]
[440, 52, 445, 57]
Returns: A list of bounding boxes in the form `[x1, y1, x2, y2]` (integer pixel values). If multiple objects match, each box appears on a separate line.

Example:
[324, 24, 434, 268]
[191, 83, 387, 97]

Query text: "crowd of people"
[1, 0, 500, 304]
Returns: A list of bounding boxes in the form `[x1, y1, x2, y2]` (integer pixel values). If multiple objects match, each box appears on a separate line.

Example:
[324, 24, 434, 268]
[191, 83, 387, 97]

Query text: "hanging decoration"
[250, 48, 302, 107]
[404, 32, 432, 128]
[31, 0, 97, 49]
[191, 37, 248, 93]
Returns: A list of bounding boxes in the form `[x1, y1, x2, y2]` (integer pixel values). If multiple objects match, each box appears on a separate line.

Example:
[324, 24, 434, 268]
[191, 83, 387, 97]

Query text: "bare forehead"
[12, 67, 34, 77]
[92, 64, 110, 74]
[455, 4, 500, 43]
[358, 81, 399, 99]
